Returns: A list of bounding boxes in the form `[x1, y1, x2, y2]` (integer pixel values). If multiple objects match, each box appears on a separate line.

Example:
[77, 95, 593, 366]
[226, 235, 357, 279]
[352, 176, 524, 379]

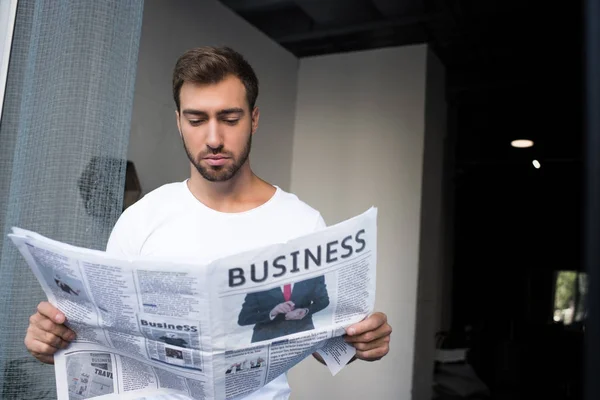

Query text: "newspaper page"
[8, 207, 377, 400]
[9, 230, 214, 400]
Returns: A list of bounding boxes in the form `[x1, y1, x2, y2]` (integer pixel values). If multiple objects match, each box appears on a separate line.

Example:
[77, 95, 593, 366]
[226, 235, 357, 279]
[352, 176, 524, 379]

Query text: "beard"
[182, 132, 252, 182]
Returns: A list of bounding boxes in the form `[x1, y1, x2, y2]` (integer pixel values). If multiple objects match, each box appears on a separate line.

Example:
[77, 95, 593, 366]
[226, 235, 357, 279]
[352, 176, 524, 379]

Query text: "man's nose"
[205, 119, 224, 150]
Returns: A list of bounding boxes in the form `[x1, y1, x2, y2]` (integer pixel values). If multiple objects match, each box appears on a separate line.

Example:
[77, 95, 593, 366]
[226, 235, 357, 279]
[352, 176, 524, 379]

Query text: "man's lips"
[203, 155, 230, 166]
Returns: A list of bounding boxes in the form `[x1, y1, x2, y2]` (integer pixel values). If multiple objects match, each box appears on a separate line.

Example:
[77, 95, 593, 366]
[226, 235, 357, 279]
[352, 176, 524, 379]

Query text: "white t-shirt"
[106, 180, 325, 400]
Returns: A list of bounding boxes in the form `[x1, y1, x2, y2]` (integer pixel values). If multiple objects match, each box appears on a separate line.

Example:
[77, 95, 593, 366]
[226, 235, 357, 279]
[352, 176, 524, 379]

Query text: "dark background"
[218, 1, 585, 398]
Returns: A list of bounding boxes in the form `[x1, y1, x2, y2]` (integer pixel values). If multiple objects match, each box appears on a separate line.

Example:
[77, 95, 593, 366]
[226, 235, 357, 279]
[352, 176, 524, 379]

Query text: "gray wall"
[130, 0, 299, 194]
[287, 44, 431, 399]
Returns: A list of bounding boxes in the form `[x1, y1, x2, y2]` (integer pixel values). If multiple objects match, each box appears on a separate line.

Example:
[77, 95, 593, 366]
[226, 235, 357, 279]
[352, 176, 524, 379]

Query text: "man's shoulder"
[124, 181, 186, 215]
[274, 187, 322, 218]
[106, 181, 187, 254]
[270, 187, 326, 230]
[111, 181, 186, 233]
[137, 180, 187, 204]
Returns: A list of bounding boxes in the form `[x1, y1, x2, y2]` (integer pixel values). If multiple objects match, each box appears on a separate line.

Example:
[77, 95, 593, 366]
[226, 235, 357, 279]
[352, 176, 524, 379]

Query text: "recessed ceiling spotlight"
[511, 139, 534, 148]
[532, 160, 541, 169]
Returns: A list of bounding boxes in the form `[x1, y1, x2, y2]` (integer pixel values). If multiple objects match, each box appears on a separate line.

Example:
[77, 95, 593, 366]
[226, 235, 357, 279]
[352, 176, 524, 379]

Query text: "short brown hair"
[172, 46, 259, 111]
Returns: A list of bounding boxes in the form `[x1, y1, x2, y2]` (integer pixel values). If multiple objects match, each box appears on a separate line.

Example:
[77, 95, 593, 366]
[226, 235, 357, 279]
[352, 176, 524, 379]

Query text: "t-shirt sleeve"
[105, 207, 143, 257]
[313, 213, 327, 231]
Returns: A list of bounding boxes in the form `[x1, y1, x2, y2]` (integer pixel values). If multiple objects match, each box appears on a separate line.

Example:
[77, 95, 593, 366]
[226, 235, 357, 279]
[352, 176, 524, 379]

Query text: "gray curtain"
[0, 1, 144, 398]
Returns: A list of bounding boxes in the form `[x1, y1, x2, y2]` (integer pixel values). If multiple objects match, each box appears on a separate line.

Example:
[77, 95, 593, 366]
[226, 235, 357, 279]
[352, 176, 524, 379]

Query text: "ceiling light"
[511, 139, 534, 148]
[532, 160, 541, 169]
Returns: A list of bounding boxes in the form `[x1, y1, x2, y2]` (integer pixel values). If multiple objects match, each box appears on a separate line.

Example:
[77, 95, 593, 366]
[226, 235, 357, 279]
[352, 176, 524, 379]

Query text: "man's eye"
[189, 120, 204, 126]
[224, 119, 239, 125]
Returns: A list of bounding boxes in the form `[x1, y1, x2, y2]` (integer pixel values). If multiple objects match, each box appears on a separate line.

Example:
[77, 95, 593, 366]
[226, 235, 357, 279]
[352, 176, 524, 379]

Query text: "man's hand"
[24, 301, 76, 364]
[269, 301, 295, 318]
[344, 312, 391, 361]
[285, 308, 308, 320]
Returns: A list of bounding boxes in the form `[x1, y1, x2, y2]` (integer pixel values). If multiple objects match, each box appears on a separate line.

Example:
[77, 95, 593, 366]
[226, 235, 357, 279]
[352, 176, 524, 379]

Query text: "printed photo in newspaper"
[66, 352, 114, 400]
[137, 313, 204, 371]
[233, 273, 336, 345]
[26, 243, 93, 306]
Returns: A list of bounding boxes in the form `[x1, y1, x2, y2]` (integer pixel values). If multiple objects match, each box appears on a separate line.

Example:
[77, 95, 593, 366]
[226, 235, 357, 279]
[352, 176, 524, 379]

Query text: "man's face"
[176, 75, 259, 182]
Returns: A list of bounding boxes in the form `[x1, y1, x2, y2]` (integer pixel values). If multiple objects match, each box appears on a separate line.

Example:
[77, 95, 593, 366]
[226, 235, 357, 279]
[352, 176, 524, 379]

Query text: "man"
[24, 46, 392, 399]
[238, 276, 329, 343]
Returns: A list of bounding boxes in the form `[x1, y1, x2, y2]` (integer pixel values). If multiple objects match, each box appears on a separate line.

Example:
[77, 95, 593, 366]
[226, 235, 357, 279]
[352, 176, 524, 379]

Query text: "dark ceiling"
[220, 0, 436, 58]
[217, 1, 576, 71]
[219, 0, 583, 161]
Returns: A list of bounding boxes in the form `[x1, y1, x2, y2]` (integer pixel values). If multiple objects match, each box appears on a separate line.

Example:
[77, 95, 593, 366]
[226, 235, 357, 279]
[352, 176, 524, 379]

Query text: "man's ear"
[251, 107, 260, 135]
[175, 110, 182, 138]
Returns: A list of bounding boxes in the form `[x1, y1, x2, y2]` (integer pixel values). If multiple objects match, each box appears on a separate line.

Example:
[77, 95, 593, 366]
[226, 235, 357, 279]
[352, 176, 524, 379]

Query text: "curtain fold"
[0, 1, 144, 397]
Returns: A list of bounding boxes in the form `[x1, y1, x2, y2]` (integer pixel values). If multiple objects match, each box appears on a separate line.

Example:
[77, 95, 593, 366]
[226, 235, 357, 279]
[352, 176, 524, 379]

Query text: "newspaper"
[8, 207, 377, 400]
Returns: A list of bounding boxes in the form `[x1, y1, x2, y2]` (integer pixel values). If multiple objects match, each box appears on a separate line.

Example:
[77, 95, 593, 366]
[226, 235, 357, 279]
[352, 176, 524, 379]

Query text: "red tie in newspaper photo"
[283, 283, 291, 302]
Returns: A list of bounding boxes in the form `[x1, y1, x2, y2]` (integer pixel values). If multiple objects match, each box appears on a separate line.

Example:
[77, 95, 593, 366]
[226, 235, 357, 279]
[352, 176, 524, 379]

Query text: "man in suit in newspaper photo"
[238, 275, 329, 343]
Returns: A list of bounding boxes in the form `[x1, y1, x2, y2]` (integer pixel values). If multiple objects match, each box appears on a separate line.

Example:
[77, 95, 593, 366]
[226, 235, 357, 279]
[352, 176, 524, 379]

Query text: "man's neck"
[186, 164, 276, 213]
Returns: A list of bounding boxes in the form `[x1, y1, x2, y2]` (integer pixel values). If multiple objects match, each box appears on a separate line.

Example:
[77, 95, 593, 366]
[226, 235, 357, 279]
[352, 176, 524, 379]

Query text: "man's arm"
[24, 203, 142, 365]
[312, 312, 391, 365]
[344, 312, 392, 361]
[105, 207, 144, 256]
[24, 302, 76, 364]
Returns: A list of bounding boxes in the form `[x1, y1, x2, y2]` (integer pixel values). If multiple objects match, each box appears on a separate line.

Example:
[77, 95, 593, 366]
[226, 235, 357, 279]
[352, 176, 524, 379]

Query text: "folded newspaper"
[8, 207, 377, 400]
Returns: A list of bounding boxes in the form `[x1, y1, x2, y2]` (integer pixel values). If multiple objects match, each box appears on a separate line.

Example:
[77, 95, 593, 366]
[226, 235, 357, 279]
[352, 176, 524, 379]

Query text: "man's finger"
[30, 325, 68, 349]
[284, 311, 295, 320]
[31, 352, 55, 364]
[344, 322, 392, 343]
[26, 326, 68, 351]
[26, 338, 60, 356]
[34, 315, 76, 341]
[42, 329, 72, 349]
[346, 312, 387, 336]
[285, 307, 294, 315]
[37, 354, 55, 364]
[37, 302, 65, 324]
[355, 343, 390, 361]
[282, 304, 294, 313]
[347, 336, 389, 352]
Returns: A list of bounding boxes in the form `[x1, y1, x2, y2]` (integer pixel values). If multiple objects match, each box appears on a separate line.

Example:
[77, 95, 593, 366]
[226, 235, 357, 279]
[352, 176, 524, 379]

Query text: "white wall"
[288, 44, 430, 399]
[130, 0, 299, 194]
